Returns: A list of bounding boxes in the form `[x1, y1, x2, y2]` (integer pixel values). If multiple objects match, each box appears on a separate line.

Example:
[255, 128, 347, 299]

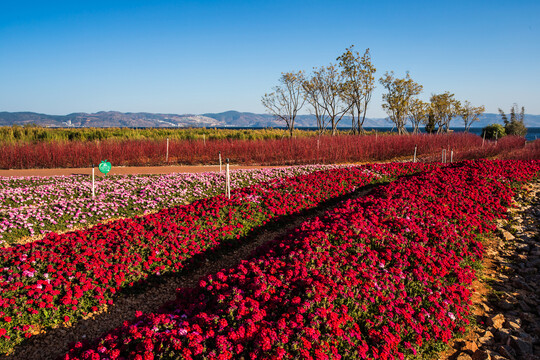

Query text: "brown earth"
[441, 181, 540, 360]
[0, 165, 286, 177]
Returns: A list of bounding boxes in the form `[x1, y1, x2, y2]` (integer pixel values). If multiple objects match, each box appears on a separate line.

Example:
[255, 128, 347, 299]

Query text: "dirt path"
[4, 184, 380, 360]
[0, 165, 287, 177]
[441, 181, 540, 360]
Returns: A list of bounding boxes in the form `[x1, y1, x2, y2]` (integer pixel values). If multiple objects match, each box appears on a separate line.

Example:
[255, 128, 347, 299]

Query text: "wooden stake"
[166, 138, 169, 163]
[413, 145, 417, 163]
[226, 159, 230, 199]
[92, 164, 95, 199]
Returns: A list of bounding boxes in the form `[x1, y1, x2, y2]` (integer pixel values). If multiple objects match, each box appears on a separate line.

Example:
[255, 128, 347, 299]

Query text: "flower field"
[0, 165, 354, 246]
[0, 162, 438, 354]
[54, 159, 539, 360]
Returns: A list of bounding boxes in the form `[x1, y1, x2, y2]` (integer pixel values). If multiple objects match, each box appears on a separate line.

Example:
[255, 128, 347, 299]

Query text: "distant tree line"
[0, 126, 325, 143]
[262, 46, 527, 138]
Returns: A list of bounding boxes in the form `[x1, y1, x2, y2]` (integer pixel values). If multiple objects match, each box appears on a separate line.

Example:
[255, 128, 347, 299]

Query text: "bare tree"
[430, 92, 460, 133]
[302, 75, 329, 135]
[460, 101, 485, 132]
[261, 71, 306, 138]
[309, 64, 352, 136]
[379, 71, 423, 135]
[409, 98, 429, 134]
[337, 46, 376, 134]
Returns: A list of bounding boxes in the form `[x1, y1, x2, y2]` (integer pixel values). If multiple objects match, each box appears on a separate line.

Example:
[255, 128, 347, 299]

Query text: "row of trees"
[261, 46, 488, 137]
[262, 46, 376, 137]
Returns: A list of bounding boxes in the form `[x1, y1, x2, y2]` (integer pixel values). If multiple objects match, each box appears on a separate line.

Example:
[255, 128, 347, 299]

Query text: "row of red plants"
[0, 162, 434, 353]
[63, 159, 540, 360]
[0, 133, 527, 169]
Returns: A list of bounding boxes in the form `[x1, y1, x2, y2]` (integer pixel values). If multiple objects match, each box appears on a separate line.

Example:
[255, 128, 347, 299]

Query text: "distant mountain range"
[1, 110, 539, 128]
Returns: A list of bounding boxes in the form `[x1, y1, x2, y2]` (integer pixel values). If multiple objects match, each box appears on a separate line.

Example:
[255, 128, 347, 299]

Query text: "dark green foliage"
[499, 104, 527, 137]
[425, 112, 436, 134]
[481, 124, 505, 140]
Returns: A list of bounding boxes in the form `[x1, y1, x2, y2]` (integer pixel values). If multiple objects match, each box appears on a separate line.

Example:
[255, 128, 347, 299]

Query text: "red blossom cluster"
[63, 160, 539, 360]
[0, 163, 435, 353]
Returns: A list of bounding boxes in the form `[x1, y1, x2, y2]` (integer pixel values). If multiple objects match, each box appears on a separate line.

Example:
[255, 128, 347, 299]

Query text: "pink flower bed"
[0, 162, 435, 353]
[63, 160, 539, 360]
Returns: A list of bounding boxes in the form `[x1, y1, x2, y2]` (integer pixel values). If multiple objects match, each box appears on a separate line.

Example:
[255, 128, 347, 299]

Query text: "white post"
[482, 132, 485, 147]
[413, 145, 417, 163]
[226, 158, 230, 199]
[317, 138, 320, 151]
[219, 152, 222, 172]
[203, 134, 206, 146]
[166, 138, 169, 163]
[451, 150, 454, 163]
[92, 164, 95, 199]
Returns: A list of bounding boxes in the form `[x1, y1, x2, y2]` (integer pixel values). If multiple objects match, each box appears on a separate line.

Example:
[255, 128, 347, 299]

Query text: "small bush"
[482, 124, 505, 140]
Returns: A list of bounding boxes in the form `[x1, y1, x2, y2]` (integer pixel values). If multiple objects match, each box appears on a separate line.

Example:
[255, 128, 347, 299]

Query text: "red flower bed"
[0, 162, 434, 353]
[63, 160, 539, 360]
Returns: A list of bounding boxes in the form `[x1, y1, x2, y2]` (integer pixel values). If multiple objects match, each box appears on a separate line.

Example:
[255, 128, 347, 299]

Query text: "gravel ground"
[442, 181, 540, 360]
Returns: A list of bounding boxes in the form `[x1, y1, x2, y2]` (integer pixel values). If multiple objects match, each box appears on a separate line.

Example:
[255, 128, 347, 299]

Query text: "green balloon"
[98, 160, 112, 175]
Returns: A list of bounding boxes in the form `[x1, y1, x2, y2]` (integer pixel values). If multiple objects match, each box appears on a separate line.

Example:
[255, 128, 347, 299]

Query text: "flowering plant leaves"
[60, 159, 540, 360]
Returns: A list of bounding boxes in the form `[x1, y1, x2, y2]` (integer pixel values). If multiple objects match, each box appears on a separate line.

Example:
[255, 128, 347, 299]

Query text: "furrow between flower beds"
[0, 162, 435, 355]
[61, 160, 539, 360]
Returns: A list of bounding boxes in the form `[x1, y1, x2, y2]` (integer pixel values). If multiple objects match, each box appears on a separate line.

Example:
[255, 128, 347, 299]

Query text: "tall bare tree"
[309, 64, 352, 136]
[379, 71, 423, 135]
[302, 75, 329, 135]
[459, 101, 485, 132]
[408, 98, 429, 134]
[430, 92, 460, 133]
[337, 46, 376, 134]
[261, 71, 306, 138]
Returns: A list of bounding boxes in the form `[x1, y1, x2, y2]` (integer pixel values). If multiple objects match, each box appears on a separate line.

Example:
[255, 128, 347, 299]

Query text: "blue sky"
[0, 0, 539, 117]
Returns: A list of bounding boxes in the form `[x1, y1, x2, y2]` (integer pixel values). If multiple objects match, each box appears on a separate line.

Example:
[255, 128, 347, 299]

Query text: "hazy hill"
[0, 110, 539, 128]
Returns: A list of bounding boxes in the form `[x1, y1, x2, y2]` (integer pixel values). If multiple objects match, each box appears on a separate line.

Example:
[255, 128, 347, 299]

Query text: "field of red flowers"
[57, 159, 539, 360]
[0, 132, 534, 169]
[0, 162, 437, 354]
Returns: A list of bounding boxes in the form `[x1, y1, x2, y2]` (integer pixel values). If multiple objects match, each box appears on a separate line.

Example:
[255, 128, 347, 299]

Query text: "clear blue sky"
[1, 0, 539, 117]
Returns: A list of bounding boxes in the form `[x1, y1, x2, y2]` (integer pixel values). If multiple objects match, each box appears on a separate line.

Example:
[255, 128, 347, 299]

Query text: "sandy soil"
[0, 165, 285, 177]
[441, 182, 540, 360]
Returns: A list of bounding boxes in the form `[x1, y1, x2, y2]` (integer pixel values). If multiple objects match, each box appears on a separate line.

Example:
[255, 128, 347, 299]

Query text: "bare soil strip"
[0, 165, 286, 178]
[4, 183, 382, 360]
[442, 181, 540, 360]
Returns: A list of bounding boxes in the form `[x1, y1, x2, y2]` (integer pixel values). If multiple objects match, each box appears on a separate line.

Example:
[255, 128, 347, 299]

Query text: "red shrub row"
[0, 133, 528, 169]
[0, 162, 433, 353]
[498, 139, 540, 161]
[63, 160, 540, 360]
